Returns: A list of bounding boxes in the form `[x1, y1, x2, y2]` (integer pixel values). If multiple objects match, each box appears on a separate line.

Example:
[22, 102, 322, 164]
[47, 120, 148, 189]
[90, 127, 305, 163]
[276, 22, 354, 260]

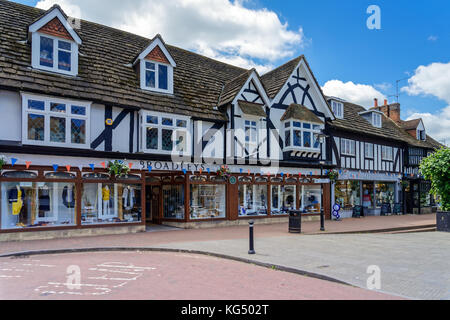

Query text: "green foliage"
[420, 147, 450, 211]
[0, 155, 6, 171]
[327, 170, 340, 183]
[107, 160, 130, 178]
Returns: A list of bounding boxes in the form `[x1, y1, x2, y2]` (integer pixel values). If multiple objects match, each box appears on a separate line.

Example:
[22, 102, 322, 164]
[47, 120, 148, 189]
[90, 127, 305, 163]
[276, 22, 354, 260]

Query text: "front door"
[146, 186, 161, 225]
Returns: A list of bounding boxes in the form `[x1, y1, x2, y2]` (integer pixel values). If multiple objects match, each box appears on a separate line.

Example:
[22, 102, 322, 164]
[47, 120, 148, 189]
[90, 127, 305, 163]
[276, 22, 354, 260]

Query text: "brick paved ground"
[0, 251, 401, 300]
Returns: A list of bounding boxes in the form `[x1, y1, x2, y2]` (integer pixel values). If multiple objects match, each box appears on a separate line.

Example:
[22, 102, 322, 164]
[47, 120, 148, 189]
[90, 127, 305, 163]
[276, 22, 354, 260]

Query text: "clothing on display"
[8, 185, 25, 216]
[62, 185, 75, 208]
[39, 185, 50, 212]
[102, 186, 110, 201]
[123, 186, 135, 211]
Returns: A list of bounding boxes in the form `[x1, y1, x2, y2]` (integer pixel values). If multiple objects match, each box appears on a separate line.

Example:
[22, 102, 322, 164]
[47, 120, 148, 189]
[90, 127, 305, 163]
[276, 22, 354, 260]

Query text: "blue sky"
[10, 0, 450, 143]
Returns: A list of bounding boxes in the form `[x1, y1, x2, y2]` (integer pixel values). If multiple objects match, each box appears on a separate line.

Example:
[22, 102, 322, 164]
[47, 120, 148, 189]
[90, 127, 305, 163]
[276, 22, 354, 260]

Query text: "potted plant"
[327, 170, 340, 184]
[420, 147, 450, 232]
[216, 165, 231, 180]
[107, 160, 130, 178]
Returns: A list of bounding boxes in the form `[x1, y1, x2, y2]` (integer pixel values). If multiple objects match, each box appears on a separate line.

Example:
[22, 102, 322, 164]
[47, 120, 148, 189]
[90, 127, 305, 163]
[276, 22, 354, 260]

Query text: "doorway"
[146, 186, 161, 225]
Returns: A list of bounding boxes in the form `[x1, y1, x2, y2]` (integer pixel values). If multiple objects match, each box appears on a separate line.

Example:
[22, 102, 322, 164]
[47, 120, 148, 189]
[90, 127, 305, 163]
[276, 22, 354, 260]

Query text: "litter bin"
[289, 210, 302, 233]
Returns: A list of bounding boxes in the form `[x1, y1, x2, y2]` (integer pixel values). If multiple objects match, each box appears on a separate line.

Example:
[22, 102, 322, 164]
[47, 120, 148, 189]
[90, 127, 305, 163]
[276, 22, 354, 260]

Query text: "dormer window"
[372, 112, 382, 128]
[134, 35, 176, 95]
[29, 6, 82, 76]
[331, 100, 344, 119]
[359, 110, 383, 128]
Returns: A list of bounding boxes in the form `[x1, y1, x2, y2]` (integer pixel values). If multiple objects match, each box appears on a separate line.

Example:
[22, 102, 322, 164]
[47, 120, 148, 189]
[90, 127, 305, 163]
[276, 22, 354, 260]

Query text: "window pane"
[190, 184, 226, 219]
[145, 62, 155, 70]
[163, 185, 185, 219]
[58, 40, 71, 51]
[313, 134, 320, 148]
[162, 118, 173, 126]
[50, 103, 66, 113]
[293, 122, 301, 128]
[146, 128, 158, 150]
[285, 122, 290, 128]
[50, 117, 66, 143]
[303, 123, 311, 129]
[58, 50, 71, 71]
[271, 185, 296, 215]
[162, 129, 173, 151]
[177, 120, 187, 128]
[285, 131, 291, 147]
[239, 185, 268, 216]
[40, 36, 53, 67]
[27, 114, 44, 141]
[28, 100, 45, 111]
[146, 116, 158, 124]
[71, 119, 86, 144]
[303, 131, 311, 148]
[71, 106, 86, 115]
[146, 70, 156, 88]
[175, 130, 187, 152]
[313, 124, 321, 130]
[293, 130, 301, 147]
[158, 64, 168, 90]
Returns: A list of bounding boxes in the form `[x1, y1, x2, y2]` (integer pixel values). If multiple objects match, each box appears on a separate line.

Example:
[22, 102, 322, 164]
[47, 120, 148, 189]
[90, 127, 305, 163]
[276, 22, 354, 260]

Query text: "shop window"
[140, 111, 190, 155]
[174, 176, 185, 183]
[190, 176, 208, 182]
[362, 182, 375, 209]
[45, 172, 76, 179]
[146, 176, 161, 183]
[286, 177, 297, 183]
[238, 185, 268, 217]
[300, 185, 322, 214]
[271, 185, 296, 215]
[375, 183, 395, 207]
[81, 183, 141, 225]
[22, 94, 90, 149]
[334, 181, 361, 210]
[2, 171, 37, 179]
[238, 176, 252, 183]
[211, 176, 227, 182]
[119, 174, 141, 181]
[255, 177, 268, 183]
[83, 173, 109, 180]
[271, 177, 283, 183]
[162, 185, 184, 219]
[1, 182, 76, 230]
[162, 176, 172, 183]
[190, 184, 226, 220]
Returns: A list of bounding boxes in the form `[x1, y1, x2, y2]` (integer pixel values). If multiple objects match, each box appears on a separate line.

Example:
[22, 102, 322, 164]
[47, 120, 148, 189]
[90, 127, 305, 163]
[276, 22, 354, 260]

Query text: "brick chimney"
[371, 100, 402, 123]
[374, 98, 378, 108]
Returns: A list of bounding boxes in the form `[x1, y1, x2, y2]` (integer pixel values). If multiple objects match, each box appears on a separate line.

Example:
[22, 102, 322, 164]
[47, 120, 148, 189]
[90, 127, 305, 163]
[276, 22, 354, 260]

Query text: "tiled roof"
[281, 104, 324, 124]
[237, 100, 266, 117]
[0, 0, 248, 121]
[261, 56, 302, 99]
[400, 119, 421, 131]
[329, 100, 441, 149]
[219, 69, 254, 107]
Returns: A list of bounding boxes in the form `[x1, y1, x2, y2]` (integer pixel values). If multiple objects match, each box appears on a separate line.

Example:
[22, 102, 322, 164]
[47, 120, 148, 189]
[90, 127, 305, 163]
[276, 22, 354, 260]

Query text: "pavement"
[0, 214, 447, 300]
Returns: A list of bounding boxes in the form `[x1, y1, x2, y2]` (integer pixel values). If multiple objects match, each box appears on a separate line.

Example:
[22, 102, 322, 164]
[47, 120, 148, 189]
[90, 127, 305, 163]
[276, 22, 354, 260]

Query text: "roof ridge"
[261, 55, 303, 78]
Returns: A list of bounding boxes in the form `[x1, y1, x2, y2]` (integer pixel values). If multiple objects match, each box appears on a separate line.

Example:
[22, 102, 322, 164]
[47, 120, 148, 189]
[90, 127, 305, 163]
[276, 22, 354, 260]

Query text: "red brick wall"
[38, 17, 74, 41]
[145, 46, 170, 64]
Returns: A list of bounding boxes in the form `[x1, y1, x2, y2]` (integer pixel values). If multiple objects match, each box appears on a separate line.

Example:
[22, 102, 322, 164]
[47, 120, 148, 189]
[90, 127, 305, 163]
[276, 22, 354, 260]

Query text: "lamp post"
[317, 132, 329, 232]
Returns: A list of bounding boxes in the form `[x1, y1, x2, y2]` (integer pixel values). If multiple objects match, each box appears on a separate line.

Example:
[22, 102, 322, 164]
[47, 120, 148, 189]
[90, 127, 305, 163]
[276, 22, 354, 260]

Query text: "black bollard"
[248, 220, 255, 255]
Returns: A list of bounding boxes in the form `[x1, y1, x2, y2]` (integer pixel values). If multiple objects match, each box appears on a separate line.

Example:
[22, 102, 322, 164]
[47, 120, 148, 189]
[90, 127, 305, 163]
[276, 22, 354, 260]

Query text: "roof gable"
[28, 4, 82, 44]
[281, 104, 324, 124]
[261, 56, 302, 99]
[135, 34, 176, 67]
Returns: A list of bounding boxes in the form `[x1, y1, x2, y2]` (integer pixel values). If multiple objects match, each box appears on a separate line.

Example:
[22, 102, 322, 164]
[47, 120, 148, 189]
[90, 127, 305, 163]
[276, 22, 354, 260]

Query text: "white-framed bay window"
[21, 93, 91, 149]
[31, 32, 79, 76]
[284, 121, 322, 152]
[140, 111, 191, 155]
[341, 138, 356, 156]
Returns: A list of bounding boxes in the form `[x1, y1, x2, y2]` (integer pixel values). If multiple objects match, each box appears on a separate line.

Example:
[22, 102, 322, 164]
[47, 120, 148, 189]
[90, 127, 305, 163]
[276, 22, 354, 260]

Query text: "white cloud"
[322, 80, 387, 108]
[401, 62, 450, 104]
[401, 62, 450, 144]
[427, 35, 438, 42]
[35, 0, 306, 73]
[406, 106, 450, 144]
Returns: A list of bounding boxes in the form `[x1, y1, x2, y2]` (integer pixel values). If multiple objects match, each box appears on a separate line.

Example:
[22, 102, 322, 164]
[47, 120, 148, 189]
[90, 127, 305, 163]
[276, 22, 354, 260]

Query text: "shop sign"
[314, 178, 330, 184]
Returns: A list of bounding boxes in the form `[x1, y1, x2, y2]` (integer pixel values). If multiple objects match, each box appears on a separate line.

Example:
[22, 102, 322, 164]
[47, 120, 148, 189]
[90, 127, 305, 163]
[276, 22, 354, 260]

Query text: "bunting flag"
[128, 163, 133, 169]
[240, 169, 243, 174]
[199, 169, 203, 174]
[182, 169, 187, 175]
[78, 165, 84, 172]
[280, 172, 284, 177]
[147, 166, 152, 173]
[248, 169, 251, 175]
[89, 164, 95, 171]
[53, 164, 59, 172]
[11, 158, 18, 166]
[25, 161, 32, 169]
[66, 165, 71, 172]
[100, 162, 106, 169]
[207, 168, 211, 174]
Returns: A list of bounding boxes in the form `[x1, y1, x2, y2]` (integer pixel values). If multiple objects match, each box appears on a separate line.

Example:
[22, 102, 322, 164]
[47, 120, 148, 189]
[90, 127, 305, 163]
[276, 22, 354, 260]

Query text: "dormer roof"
[133, 34, 176, 67]
[281, 104, 324, 124]
[28, 4, 82, 44]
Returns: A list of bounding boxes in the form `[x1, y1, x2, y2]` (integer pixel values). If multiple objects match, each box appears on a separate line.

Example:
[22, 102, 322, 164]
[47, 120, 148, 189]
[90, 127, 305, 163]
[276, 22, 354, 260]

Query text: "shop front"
[332, 171, 401, 219]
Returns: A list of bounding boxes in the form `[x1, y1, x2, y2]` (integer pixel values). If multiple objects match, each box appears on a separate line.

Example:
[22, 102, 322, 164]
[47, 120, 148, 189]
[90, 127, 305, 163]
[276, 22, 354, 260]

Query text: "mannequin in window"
[363, 190, 372, 208]
[38, 185, 51, 222]
[62, 185, 75, 208]
[102, 185, 110, 216]
[8, 185, 25, 227]
[122, 186, 135, 211]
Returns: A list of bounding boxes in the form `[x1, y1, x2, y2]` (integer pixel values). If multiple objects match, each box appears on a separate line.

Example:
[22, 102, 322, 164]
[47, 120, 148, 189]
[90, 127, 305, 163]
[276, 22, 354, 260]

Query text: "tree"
[420, 147, 450, 211]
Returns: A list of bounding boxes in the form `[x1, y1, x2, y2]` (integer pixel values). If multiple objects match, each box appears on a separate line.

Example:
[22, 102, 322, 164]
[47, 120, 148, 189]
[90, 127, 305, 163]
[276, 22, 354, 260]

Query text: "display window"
[271, 185, 296, 215]
[190, 184, 226, 220]
[162, 185, 185, 219]
[81, 183, 141, 225]
[301, 185, 322, 214]
[1, 181, 76, 230]
[334, 181, 361, 210]
[375, 183, 395, 207]
[362, 182, 375, 208]
[238, 184, 268, 217]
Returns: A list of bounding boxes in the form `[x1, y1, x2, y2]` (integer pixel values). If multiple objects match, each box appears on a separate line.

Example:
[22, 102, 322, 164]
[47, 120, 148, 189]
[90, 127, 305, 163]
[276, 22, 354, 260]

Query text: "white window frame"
[244, 117, 259, 157]
[21, 93, 91, 149]
[365, 142, 374, 158]
[331, 101, 344, 119]
[372, 112, 382, 128]
[140, 110, 191, 155]
[341, 138, 356, 156]
[31, 32, 79, 76]
[283, 121, 322, 152]
[382, 146, 393, 161]
[140, 59, 174, 94]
